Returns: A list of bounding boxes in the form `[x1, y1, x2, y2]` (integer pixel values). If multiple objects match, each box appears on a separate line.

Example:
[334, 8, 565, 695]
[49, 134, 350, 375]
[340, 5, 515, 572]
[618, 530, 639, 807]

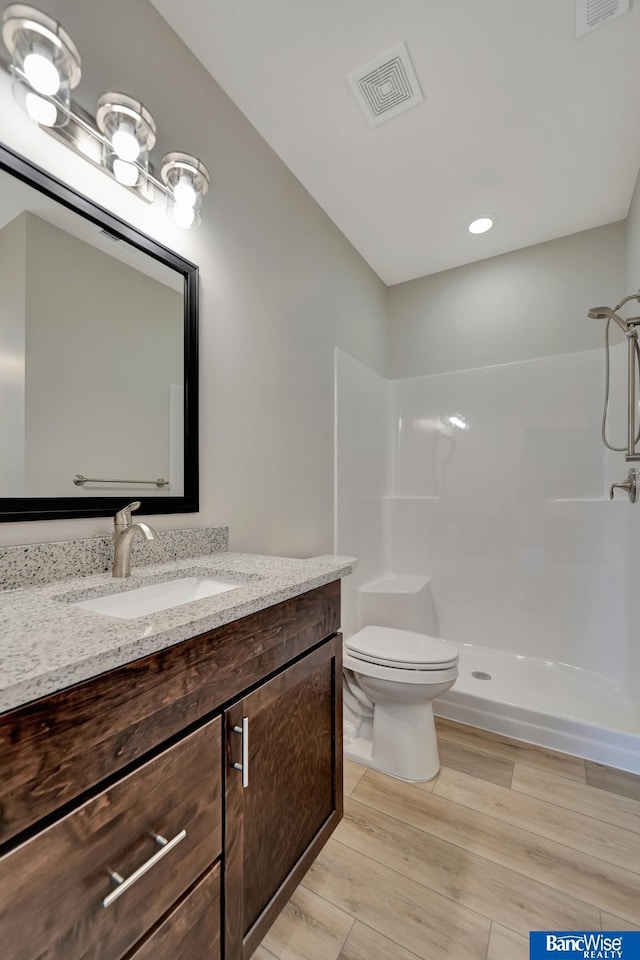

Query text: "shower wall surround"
[334, 350, 391, 640]
[626, 170, 640, 706]
[335, 344, 634, 691]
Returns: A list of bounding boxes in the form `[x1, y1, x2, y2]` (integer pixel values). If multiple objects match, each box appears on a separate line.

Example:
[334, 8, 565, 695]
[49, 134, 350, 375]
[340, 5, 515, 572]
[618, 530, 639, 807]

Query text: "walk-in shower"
[335, 347, 640, 775]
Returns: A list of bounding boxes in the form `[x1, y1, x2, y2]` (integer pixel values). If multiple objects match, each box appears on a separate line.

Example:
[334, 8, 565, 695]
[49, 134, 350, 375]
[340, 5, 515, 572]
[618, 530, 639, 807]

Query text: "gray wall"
[627, 168, 640, 292]
[387, 222, 626, 378]
[0, 0, 388, 552]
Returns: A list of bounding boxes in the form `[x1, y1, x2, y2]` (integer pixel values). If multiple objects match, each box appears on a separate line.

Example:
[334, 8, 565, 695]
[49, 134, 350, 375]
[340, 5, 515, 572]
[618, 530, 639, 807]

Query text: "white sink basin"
[74, 576, 242, 620]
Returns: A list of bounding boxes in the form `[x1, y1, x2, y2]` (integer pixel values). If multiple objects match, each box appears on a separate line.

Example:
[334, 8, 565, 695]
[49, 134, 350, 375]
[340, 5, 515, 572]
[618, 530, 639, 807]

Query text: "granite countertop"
[0, 552, 355, 713]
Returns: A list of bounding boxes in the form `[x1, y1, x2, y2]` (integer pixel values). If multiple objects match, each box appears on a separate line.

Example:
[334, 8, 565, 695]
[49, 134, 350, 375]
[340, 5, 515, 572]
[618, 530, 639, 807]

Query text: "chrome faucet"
[112, 501, 158, 578]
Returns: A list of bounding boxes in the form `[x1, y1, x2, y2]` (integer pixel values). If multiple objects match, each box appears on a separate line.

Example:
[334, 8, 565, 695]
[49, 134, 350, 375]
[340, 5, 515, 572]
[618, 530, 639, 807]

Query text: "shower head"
[587, 306, 627, 333]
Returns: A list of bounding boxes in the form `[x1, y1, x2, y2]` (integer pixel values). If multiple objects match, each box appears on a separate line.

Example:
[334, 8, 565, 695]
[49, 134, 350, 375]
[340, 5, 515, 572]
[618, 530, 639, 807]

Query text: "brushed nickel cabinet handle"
[102, 829, 187, 908]
[232, 717, 249, 789]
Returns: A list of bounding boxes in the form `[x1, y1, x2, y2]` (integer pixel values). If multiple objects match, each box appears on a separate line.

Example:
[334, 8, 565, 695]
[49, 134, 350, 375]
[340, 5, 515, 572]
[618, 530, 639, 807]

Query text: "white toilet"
[343, 575, 459, 782]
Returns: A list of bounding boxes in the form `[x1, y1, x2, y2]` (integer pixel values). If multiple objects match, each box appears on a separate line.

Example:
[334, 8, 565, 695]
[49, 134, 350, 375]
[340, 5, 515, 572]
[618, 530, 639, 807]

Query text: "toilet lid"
[345, 625, 459, 670]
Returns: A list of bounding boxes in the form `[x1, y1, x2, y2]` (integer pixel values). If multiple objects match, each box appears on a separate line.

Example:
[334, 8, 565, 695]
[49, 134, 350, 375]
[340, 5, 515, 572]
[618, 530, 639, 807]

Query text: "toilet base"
[344, 735, 440, 783]
[344, 700, 442, 783]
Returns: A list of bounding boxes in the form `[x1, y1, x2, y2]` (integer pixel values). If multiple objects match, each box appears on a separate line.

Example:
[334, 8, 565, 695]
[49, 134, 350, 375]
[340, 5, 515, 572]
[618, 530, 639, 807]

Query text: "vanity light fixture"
[2, 2, 81, 127]
[0, 3, 210, 226]
[96, 92, 156, 188]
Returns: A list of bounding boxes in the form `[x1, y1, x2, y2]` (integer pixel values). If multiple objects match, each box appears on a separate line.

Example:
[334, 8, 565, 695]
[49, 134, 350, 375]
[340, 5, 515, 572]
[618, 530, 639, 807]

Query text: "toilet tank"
[358, 574, 439, 636]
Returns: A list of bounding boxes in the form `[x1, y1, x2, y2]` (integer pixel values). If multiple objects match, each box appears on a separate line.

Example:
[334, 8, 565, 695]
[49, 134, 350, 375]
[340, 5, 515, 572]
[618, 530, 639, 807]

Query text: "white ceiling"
[151, 0, 640, 285]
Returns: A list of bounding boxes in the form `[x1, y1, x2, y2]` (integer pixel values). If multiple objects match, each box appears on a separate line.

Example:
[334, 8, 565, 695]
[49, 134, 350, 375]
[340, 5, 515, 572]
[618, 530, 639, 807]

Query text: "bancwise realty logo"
[530, 932, 640, 960]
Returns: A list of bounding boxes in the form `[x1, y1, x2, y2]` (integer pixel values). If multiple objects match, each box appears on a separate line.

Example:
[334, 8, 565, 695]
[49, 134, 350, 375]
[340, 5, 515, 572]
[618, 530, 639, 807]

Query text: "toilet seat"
[343, 650, 459, 685]
[345, 625, 459, 671]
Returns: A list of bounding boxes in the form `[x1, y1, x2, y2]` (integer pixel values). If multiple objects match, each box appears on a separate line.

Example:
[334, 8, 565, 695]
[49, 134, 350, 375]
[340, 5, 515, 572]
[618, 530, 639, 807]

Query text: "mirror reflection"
[0, 168, 185, 501]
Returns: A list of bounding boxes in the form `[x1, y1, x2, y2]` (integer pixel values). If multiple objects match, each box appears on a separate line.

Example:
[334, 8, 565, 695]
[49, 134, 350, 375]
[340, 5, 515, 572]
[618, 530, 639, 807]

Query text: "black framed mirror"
[0, 142, 198, 522]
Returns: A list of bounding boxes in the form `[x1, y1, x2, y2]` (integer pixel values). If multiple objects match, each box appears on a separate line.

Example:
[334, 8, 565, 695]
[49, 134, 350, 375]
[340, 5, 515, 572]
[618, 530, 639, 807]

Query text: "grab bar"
[73, 474, 169, 488]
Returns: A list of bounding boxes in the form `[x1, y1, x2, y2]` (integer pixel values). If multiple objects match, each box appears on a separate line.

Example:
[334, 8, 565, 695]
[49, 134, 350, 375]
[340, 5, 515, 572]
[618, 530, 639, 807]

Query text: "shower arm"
[614, 293, 640, 313]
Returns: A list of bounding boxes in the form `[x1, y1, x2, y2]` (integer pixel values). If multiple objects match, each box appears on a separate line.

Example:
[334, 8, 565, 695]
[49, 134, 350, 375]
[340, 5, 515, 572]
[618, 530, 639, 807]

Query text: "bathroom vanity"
[0, 552, 351, 960]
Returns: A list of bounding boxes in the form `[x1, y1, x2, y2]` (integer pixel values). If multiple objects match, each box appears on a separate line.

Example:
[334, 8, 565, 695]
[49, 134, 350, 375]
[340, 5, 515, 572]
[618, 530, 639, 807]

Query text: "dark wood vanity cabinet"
[0, 581, 342, 960]
[0, 719, 222, 960]
[225, 636, 343, 960]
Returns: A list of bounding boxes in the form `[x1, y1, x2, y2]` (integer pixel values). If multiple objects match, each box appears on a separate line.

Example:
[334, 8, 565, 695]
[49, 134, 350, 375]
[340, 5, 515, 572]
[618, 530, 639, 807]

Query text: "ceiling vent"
[99, 228, 121, 242]
[348, 42, 423, 128]
[576, 0, 629, 36]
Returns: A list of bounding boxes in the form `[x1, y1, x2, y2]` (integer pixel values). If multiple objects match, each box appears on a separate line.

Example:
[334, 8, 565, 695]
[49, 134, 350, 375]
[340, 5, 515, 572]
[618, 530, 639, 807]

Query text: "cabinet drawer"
[129, 864, 220, 960]
[0, 581, 339, 843]
[0, 717, 221, 960]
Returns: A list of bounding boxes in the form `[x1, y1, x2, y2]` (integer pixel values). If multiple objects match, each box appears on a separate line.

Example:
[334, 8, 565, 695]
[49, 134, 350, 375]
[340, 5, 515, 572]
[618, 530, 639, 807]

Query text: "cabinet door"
[224, 635, 342, 960]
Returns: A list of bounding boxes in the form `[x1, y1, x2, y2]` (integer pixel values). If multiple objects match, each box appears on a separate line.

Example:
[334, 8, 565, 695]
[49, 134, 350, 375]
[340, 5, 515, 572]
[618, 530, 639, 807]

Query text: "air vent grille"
[576, 0, 629, 36]
[348, 43, 423, 128]
[99, 228, 122, 242]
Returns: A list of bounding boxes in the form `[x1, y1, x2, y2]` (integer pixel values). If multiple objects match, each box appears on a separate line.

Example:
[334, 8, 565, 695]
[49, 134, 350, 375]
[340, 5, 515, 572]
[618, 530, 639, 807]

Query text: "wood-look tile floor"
[254, 717, 640, 960]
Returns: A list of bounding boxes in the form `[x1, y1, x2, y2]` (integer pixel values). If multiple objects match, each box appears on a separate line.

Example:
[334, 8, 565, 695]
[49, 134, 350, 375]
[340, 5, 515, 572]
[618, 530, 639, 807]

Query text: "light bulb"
[173, 176, 197, 208]
[25, 91, 57, 127]
[173, 204, 196, 229]
[23, 46, 60, 96]
[112, 159, 139, 186]
[161, 152, 209, 229]
[468, 217, 494, 235]
[111, 121, 140, 162]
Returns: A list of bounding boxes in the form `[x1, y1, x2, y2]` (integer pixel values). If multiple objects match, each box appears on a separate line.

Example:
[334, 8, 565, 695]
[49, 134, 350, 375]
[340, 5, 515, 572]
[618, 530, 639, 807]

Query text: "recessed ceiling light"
[468, 216, 494, 235]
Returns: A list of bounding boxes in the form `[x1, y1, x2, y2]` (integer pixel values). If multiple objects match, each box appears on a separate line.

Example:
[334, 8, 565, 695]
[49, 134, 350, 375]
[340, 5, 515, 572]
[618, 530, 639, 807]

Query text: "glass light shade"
[11, 77, 69, 128]
[112, 159, 139, 187]
[2, 5, 81, 129]
[173, 176, 198, 208]
[25, 88, 57, 125]
[161, 153, 210, 229]
[96, 93, 156, 189]
[23, 44, 59, 94]
[172, 203, 198, 229]
[111, 121, 141, 162]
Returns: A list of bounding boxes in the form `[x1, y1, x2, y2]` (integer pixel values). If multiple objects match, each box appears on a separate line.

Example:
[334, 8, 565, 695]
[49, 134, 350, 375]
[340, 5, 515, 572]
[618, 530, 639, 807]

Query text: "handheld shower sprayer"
[587, 306, 627, 333]
[588, 292, 640, 478]
[588, 293, 640, 332]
